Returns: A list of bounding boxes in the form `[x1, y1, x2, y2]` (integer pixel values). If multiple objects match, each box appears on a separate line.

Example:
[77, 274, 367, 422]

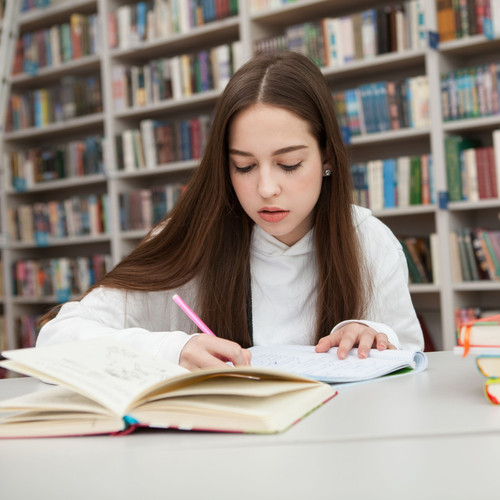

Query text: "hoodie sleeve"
[36, 286, 196, 364]
[332, 207, 425, 351]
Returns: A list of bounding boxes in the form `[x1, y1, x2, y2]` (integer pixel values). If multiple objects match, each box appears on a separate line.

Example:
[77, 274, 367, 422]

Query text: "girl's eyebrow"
[229, 145, 308, 157]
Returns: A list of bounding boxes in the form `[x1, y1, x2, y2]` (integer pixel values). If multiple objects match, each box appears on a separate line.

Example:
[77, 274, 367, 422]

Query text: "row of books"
[445, 131, 500, 202]
[109, 0, 238, 50]
[253, 2, 426, 68]
[441, 63, 500, 122]
[332, 76, 430, 139]
[6, 135, 105, 191]
[450, 227, 500, 282]
[12, 254, 112, 301]
[12, 12, 100, 75]
[399, 235, 437, 284]
[6, 75, 102, 132]
[437, 0, 500, 41]
[116, 116, 210, 171]
[112, 42, 241, 110]
[350, 154, 434, 210]
[20, 0, 63, 11]
[119, 183, 186, 231]
[7, 194, 109, 245]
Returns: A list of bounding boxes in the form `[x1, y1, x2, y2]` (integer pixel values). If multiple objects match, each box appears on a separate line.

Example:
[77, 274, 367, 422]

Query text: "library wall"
[1, 0, 500, 372]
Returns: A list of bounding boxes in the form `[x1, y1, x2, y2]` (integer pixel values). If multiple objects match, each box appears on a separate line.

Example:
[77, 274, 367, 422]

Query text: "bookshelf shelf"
[409, 283, 441, 293]
[322, 49, 426, 80]
[10, 55, 101, 87]
[373, 204, 436, 218]
[439, 34, 500, 55]
[9, 234, 111, 250]
[448, 199, 500, 211]
[250, 0, 373, 24]
[114, 90, 221, 119]
[4, 113, 105, 140]
[121, 229, 148, 240]
[443, 115, 500, 133]
[114, 159, 198, 180]
[453, 281, 500, 292]
[2, 0, 500, 356]
[350, 127, 431, 146]
[110, 17, 241, 61]
[18, 0, 97, 28]
[5, 174, 107, 194]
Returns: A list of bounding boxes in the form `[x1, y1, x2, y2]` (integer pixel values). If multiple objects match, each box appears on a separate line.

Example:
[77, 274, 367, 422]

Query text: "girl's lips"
[258, 210, 289, 223]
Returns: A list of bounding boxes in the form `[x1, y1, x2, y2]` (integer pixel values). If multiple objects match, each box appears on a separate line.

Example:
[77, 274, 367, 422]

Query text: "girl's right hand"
[179, 334, 252, 370]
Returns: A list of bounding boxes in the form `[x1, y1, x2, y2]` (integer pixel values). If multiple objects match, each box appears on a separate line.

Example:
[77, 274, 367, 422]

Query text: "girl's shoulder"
[351, 204, 401, 250]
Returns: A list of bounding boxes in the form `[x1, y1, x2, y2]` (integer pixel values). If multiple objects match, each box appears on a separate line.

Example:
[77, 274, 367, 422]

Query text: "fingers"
[375, 332, 396, 351]
[315, 329, 342, 353]
[315, 323, 395, 360]
[180, 335, 251, 370]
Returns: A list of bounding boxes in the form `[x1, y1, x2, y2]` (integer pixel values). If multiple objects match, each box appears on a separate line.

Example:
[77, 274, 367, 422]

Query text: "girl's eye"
[279, 161, 302, 172]
[234, 164, 255, 174]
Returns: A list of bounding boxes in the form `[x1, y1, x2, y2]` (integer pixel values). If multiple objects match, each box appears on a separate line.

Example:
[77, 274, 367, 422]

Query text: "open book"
[0, 338, 336, 439]
[249, 345, 428, 383]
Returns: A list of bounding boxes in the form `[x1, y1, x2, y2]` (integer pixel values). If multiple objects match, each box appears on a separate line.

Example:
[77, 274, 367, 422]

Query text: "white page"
[249, 345, 427, 383]
[1, 338, 189, 416]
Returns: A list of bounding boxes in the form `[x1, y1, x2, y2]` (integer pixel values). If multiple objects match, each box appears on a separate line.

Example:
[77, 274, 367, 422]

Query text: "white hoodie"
[37, 205, 424, 363]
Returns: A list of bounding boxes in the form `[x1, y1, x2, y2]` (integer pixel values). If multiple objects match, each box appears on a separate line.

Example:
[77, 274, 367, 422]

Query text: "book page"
[1, 338, 189, 416]
[249, 345, 426, 383]
[0, 385, 110, 414]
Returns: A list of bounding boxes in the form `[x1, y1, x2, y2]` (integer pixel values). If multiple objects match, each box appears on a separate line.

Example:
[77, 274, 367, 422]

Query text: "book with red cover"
[458, 314, 500, 356]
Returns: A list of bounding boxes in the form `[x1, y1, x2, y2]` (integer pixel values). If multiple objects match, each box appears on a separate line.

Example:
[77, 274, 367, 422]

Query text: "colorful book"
[458, 314, 500, 356]
[445, 135, 479, 201]
[476, 355, 500, 404]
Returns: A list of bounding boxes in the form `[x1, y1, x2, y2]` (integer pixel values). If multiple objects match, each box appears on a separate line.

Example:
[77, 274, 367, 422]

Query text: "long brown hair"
[41, 51, 369, 346]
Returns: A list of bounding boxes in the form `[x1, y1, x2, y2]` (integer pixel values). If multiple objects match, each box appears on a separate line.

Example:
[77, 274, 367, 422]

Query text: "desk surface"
[0, 351, 498, 500]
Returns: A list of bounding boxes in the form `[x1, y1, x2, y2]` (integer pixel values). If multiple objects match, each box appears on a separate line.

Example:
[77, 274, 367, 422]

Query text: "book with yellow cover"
[476, 355, 500, 404]
[0, 338, 336, 438]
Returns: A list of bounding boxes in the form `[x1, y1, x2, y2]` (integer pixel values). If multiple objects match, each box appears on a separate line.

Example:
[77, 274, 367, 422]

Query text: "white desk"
[0, 351, 498, 500]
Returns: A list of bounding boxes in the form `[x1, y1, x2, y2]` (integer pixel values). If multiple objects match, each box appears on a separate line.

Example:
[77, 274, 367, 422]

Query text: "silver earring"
[324, 169, 332, 177]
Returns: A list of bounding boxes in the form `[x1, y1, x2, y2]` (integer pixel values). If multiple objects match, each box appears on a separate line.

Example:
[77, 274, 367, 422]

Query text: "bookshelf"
[2, 0, 500, 360]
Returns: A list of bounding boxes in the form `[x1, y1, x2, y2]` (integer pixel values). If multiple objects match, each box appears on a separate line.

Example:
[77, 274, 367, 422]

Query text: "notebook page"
[249, 345, 426, 383]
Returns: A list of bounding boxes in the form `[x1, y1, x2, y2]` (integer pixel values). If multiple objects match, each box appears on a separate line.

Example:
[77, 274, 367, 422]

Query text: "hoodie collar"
[251, 225, 315, 257]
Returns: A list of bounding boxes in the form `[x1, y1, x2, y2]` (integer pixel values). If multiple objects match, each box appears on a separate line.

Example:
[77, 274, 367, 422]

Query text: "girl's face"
[229, 104, 326, 246]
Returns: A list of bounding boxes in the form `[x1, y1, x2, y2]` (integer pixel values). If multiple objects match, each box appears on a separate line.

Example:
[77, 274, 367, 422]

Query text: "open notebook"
[249, 345, 428, 384]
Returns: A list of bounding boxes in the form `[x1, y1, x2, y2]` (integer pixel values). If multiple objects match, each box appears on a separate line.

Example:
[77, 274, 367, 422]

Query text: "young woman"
[37, 51, 424, 369]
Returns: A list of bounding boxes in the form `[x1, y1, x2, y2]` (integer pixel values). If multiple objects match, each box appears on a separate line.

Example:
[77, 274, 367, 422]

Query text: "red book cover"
[475, 147, 491, 199]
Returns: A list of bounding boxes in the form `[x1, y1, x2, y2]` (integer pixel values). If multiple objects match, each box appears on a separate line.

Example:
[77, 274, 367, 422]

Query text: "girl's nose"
[257, 168, 281, 199]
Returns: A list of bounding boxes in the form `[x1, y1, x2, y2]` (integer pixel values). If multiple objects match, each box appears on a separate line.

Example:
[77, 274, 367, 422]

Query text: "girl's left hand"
[315, 322, 396, 360]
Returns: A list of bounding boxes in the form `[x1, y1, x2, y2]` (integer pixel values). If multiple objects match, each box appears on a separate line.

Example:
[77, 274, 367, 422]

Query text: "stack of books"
[456, 314, 500, 404]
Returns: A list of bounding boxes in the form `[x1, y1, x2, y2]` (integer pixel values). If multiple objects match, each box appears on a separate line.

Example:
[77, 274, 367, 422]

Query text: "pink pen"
[172, 294, 216, 336]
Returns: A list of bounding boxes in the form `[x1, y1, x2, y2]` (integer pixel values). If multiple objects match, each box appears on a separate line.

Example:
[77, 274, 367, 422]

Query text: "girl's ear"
[322, 157, 332, 176]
